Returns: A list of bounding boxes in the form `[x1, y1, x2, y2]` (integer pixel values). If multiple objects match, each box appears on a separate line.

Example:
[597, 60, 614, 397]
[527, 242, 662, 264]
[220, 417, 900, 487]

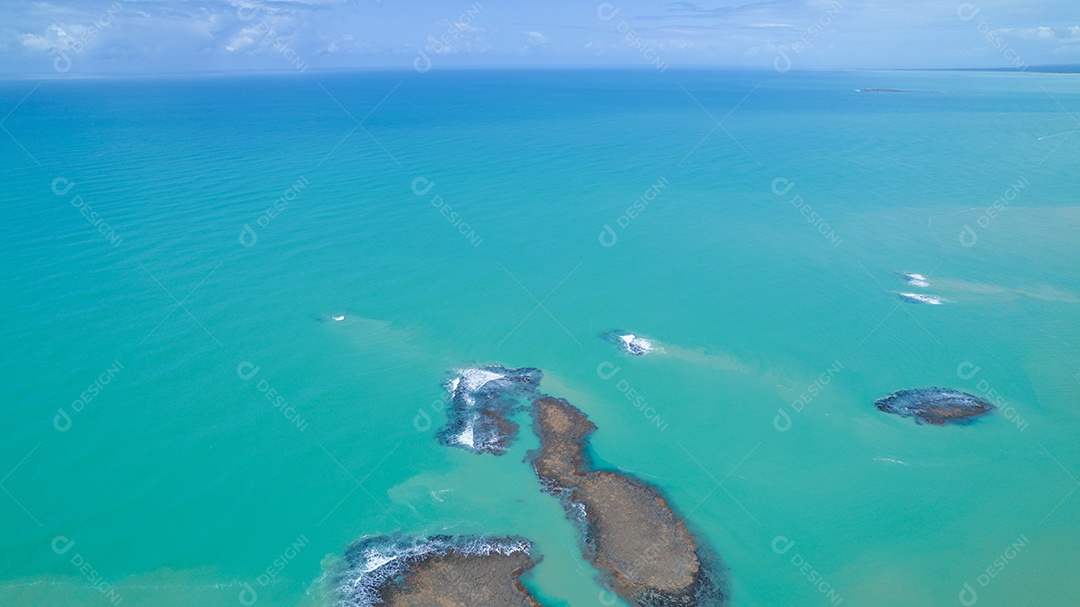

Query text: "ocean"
[1, 68, 1077, 606]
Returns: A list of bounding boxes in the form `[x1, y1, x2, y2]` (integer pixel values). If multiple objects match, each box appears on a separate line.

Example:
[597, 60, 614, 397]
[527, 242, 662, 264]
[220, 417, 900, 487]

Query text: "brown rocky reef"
[335, 535, 544, 607]
[382, 551, 541, 607]
[874, 387, 994, 425]
[528, 397, 726, 607]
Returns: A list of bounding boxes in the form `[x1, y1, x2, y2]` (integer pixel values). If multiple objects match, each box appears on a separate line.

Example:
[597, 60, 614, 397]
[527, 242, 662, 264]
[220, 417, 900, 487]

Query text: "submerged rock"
[875, 387, 994, 425]
[528, 397, 727, 606]
[602, 330, 657, 356]
[333, 534, 542, 607]
[437, 365, 542, 455]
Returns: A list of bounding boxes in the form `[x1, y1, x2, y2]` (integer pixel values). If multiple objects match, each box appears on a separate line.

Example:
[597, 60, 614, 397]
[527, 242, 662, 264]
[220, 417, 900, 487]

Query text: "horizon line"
[1, 63, 1076, 82]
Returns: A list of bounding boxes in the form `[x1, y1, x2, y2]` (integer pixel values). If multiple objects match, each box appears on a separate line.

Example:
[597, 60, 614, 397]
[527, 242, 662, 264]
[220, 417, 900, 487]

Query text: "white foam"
[332, 315, 345, 321]
[458, 368, 504, 392]
[342, 537, 532, 607]
[447, 369, 505, 409]
[896, 292, 944, 305]
[902, 273, 930, 287]
[361, 551, 398, 573]
[456, 424, 475, 448]
[619, 333, 654, 354]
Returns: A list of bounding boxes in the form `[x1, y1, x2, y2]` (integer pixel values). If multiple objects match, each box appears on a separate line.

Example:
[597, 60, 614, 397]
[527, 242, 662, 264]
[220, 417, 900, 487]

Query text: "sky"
[1, 0, 1078, 75]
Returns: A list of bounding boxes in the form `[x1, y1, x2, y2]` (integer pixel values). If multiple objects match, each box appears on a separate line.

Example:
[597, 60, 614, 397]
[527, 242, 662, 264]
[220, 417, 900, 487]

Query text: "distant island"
[855, 88, 919, 93]
[909, 64, 1080, 74]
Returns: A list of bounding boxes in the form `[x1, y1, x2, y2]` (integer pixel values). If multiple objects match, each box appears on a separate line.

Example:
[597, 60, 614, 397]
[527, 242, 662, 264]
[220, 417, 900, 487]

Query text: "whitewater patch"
[891, 272, 1078, 305]
[436, 365, 542, 455]
[314, 311, 384, 325]
[898, 272, 930, 288]
[600, 331, 752, 376]
[331, 534, 532, 607]
[449, 368, 506, 405]
[456, 424, 475, 448]
[893, 292, 944, 305]
[602, 330, 660, 356]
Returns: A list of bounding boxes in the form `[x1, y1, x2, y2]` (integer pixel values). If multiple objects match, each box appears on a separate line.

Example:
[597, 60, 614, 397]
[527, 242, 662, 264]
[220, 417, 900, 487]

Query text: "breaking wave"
[331, 534, 532, 607]
[602, 330, 659, 355]
[437, 365, 542, 455]
[897, 272, 930, 288]
[892, 292, 944, 305]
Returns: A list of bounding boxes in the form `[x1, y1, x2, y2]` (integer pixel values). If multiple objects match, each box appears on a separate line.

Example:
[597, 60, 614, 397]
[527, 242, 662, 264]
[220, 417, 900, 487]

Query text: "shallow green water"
[1, 69, 1077, 606]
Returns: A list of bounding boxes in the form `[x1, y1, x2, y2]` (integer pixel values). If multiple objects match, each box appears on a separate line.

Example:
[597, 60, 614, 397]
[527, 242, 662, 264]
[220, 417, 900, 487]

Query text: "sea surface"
[1, 68, 1078, 606]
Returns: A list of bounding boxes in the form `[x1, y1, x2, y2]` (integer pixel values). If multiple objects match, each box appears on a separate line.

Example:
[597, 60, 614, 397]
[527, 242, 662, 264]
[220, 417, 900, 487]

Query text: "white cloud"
[1, 0, 1079, 73]
[1000, 25, 1080, 42]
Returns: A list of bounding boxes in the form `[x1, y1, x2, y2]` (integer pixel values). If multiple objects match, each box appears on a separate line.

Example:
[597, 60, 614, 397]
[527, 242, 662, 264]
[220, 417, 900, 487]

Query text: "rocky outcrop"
[437, 366, 542, 455]
[528, 397, 727, 606]
[875, 387, 994, 425]
[333, 535, 543, 607]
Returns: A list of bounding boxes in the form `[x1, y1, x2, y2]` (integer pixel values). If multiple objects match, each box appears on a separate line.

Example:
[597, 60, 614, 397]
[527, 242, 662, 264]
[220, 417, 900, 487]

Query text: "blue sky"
[1, 0, 1079, 75]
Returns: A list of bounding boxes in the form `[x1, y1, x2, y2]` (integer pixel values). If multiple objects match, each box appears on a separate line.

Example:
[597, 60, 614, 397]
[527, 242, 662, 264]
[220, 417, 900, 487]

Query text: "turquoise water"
[1, 69, 1078, 606]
